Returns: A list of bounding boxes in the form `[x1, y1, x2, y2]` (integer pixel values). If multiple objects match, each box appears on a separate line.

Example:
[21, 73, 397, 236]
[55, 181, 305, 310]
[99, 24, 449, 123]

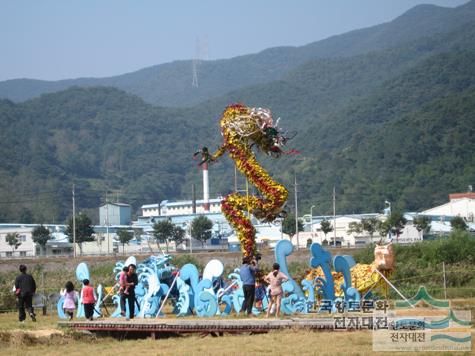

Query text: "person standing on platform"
[81, 279, 96, 321]
[14, 264, 37, 323]
[239, 256, 259, 316]
[120, 264, 138, 320]
[264, 263, 288, 318]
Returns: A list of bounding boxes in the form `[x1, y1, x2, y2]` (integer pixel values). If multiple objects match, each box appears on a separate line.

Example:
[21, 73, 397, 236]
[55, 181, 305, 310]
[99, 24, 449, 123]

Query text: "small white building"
[0, 226, 36, 258]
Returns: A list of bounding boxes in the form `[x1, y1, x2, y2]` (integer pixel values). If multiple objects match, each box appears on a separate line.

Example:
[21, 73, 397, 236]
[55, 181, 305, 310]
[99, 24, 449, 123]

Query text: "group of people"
[60, 263, 139, 321]
[13, 258, 286, 323]
[61, 278, 96, 321]
[240, 256, 288, 317]
[13, 263, 139, 323]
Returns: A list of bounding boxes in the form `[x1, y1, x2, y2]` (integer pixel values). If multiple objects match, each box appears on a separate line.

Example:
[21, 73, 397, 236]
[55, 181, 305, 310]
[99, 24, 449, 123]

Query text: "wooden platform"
[59, 317, 336, 338]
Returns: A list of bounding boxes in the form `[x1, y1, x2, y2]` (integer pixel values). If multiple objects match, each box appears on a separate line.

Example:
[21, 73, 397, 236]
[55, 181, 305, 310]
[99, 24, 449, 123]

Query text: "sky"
[0, 0, 469, 81]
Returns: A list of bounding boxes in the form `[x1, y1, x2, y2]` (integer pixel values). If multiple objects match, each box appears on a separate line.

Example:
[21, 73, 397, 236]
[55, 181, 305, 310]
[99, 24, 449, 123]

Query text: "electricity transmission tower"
[192, 36, 208, 88]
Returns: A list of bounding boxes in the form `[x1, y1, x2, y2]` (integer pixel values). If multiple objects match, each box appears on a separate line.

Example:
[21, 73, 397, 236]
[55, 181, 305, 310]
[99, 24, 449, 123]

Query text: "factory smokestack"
[202, 162, 210, 212]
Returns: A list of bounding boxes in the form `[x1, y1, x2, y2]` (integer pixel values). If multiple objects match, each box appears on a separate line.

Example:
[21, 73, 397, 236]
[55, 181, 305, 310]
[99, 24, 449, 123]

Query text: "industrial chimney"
[202, 162, 210, 212]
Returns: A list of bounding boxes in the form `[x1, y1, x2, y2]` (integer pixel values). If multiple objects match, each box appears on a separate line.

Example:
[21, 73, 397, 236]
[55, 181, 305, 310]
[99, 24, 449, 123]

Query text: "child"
[81, 279, 97, 321]
[118, 266, 129, 296]
[61, 281, 77, 320]
[254, 279, 266, 311]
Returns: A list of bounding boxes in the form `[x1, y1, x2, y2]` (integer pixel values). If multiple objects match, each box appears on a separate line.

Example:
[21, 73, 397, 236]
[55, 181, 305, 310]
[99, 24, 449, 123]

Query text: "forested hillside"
[0, 1, 474, 107]
[185, 49, 475, 216]
[0, 3, 474, 224]
[0, 88, 214, 223]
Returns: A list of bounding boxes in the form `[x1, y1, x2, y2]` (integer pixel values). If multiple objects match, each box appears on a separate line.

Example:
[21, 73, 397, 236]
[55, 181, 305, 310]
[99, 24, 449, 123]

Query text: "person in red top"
[81, 279, 96, 321]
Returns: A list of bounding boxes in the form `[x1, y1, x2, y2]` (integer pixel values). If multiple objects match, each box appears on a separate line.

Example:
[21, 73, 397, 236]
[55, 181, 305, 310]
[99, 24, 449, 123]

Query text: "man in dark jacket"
[14, 264, 37, 322]
[120, 264, 138, 320]
[239, 256, 259, 316]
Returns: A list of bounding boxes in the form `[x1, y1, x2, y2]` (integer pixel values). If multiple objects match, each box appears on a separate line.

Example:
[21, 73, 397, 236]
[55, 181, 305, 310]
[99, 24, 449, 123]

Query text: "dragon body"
[305, 243, 395, 297]
[202, 104, 289, 257]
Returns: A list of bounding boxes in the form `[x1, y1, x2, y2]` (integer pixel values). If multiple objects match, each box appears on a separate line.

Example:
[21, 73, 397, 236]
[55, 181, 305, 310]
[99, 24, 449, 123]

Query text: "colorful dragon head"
[220, 104, 289, 157]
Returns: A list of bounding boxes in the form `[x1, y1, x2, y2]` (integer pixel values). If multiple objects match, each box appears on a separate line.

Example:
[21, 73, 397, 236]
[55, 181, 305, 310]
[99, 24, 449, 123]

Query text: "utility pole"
[189, 223, 193, 254]
[72, 184, 76, 258]
[294, 174, 299, 251]
[105, 191, 110, 255]
[310, 205, 315, 242]
[333, 186, 336, 247]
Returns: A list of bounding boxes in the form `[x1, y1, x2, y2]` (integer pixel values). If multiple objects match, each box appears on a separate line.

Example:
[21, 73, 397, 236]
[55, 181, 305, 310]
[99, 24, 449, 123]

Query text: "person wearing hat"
[14, 265, 37, 322]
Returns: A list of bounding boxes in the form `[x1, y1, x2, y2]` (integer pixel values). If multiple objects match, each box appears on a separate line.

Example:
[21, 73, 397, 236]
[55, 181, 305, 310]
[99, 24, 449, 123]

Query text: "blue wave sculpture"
[60, 243, 382, 319]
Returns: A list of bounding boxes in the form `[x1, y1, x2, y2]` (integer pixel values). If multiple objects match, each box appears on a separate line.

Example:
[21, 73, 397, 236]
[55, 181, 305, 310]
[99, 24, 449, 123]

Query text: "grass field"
[0, 312, 473, 356]
[0, 235, 473, 355]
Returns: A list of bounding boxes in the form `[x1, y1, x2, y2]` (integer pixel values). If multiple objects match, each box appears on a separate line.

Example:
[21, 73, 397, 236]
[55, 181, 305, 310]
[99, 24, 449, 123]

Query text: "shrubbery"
[354, 231, 475, 298]
[354, 231, 474, 266]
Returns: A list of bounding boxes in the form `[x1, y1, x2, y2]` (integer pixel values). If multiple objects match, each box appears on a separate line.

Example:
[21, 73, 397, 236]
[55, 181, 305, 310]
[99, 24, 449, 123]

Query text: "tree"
[170, 226, 185, 249]
[413, 215, 431, 240]
[32, 225, 51, 256]
[116, 228, 134, 254]
[320, 219, 333, 244]
[6, 232, 21, 253]
[362, 217, 378, 242]
[347, 221, 363, 236]
[191, 215, 213, 247]
[450, 216, 468, 231]
[281, 215, 304, 243]
[387, 212, 407, 241]
[133, 228, 144, 243]
[376, 220, 391, 242]
[153, 220, 174, 252]
[66, 212, 95, 255]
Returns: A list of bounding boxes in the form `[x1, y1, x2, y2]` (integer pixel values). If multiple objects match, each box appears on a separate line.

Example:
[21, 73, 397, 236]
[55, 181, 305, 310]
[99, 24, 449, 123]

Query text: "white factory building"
[421, 192, 475, 222]
[141, 198, 222, 217]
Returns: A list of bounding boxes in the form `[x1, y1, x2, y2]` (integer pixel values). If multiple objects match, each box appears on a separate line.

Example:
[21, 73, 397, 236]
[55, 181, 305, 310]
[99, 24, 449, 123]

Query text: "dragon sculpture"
[197, 104, 291, 257]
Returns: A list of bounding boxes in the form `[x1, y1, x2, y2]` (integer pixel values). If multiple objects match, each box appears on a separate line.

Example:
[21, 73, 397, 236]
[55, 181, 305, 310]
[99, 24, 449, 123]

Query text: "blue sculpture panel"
[59, 243, 371, 319]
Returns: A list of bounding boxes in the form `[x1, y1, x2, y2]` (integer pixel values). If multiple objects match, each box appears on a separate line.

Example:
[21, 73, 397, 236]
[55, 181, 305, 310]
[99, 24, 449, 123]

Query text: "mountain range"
[0, 1, 474, 223]
[1, 0, 475, 107]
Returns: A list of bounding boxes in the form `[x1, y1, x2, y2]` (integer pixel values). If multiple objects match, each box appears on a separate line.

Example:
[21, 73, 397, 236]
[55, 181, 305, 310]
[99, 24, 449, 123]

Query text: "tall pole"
[294, 174, 299, 251]
[189, 223, 193, 254]
[72, 184, 76, 258]
[310, 205, 315, 242]
[106, 191, 110, 255]
[333, 186, 336, 247]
